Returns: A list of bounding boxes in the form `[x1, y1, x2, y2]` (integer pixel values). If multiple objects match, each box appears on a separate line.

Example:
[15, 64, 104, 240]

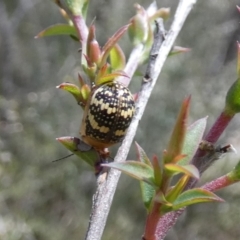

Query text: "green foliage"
[225, 78, 240, 115]
[163, 96, 190, 164]
[35, 24, 77, 38]
[171, 188, 224, 210]
[179, 117, 207, 165]
[155, 191, 172, 206]
[165, 175, 189, 203]
[64, 0, 89, 16]
[140, 180, 156, 210]
[95, 70, 129, 86]
[152, 155, 162, 187]
[128, 4, 149, 45]
[228, 160, 240, 181]
[135, 142, 153, 166]
[57, 137, 100, 168]
[57, 82, 82, 103]
[103, 161, 155, 186]
[161, 188, 224, 214]
[109, 44, 126, 70]
[164, 163, 199, 179]
[237, 41, 240, 78]
[98, 25, 129, 69]
[136, 143, 156, 209]
[57, 81, 91, 107]
[224, 42, 240, 115]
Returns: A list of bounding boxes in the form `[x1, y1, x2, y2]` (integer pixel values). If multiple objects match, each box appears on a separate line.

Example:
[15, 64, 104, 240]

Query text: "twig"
[144, 19, 165, 83]
[202, 175, 237, 192]
[156, 210, 185, 240]
[85, 0, 197, 239]
[72, 15, 88, 44]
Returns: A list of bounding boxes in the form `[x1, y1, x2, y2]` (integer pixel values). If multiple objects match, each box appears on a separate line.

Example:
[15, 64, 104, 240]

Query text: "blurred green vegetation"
[1, 0, 240, 239]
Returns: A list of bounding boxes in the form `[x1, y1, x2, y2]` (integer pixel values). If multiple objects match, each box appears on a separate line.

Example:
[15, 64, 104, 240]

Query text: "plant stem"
[202, 175, 237, 192]
[143, 202, 162, 240]
[191, 111, 234, 175]
[155, 209, 184, 240]
[72, 15, 88, 43]
[72, 15, 88, 66]
[204, 110, 234, 144]
[85, 0, 197, 239]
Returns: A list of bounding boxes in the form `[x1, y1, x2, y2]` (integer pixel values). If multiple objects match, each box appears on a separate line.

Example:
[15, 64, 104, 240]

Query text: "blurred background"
[1, 0, 240, 239]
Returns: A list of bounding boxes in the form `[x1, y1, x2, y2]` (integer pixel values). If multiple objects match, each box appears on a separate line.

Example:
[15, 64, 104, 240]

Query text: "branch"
[85, 0, 197, 239]
[202, 175, 239, 192]
[72, 15, 88, 44]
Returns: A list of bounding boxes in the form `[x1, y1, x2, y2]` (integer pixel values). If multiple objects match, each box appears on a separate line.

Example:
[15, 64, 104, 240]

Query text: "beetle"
[80, 81, 135, 151]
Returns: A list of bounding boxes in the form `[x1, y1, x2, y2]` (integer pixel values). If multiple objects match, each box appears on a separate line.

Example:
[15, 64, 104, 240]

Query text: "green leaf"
[56, 83, 84, 106]
[172, 188, 224, 210]
[172, 154, 186, 163]
[95, 64, 109, 85]
[164, 164, 199, 179]
[128, 4, 149, 45]
[164, 97, 190, 163]
[140, 181, 155, 211]
[64, 0, 87, 16]
[56, 136, 100, 167]
[80, 84, 91, 102]
[134, 143, 156, 209]
[99, 24, 129, 68]
[102, 161, 155, 186]
[154, 191, 172, 206]
[96, 71, 129, 86]
[179, 117, 207, 165]
[109, 44, 126, 70]
[152, 155, 162, 187]
[228, 160, 240, 181]
[166, 175, 189, 203]
[135, 142, 152, 166]
[225, 78, 240, 115]
[81, 0, 89, 19]
[237, 41, 240, 78]
[139, 26, 154, 65]
[35, 24, 77, 38]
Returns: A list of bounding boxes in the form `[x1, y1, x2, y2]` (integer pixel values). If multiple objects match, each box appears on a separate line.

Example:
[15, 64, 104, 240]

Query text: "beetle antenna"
[52, 154, 74, 163]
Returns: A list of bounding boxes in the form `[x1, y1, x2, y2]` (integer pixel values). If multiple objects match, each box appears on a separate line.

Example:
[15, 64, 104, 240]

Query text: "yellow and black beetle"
[80, 81, 135, 151]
